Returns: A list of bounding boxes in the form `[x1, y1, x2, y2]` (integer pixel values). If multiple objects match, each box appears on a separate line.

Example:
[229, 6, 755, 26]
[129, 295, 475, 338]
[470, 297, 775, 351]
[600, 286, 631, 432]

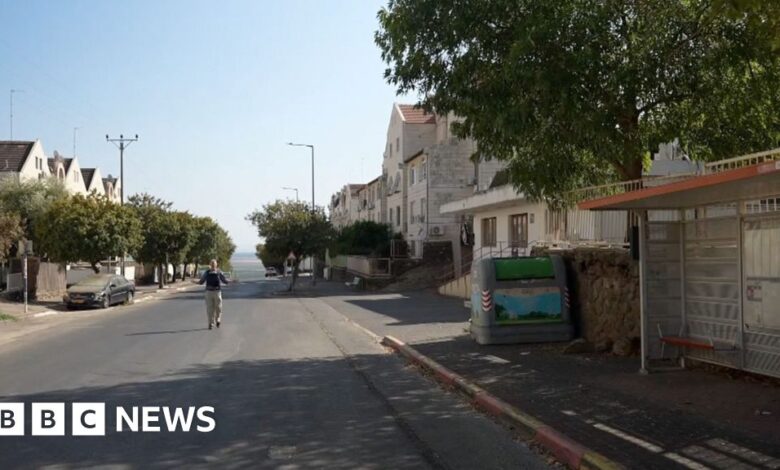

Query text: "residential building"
[0, 140, 51, 182]
[365, 176, 381, 223]
[381, 104, 437, 232]
[102, 175, 121, 203]
[329, 184, 364, 229]
[80, 167, 105, 196]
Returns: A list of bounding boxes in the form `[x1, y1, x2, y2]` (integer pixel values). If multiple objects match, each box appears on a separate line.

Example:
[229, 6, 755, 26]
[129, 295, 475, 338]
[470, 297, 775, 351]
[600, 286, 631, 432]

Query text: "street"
[0, 280, 547, 469]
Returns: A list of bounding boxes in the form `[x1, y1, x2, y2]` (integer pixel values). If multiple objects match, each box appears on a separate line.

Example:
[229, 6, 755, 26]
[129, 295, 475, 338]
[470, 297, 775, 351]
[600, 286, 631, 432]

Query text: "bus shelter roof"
[579, 161, 780, 211]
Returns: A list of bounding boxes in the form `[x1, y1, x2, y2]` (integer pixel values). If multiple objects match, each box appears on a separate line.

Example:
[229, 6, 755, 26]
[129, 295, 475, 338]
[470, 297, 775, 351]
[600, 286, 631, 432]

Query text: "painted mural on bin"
[492, 286, 562, 324]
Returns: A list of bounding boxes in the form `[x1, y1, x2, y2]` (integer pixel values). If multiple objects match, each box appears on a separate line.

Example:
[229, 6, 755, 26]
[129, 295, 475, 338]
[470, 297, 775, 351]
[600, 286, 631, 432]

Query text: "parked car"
[265, 267, 278, 277]
[64, 274, 135, 309]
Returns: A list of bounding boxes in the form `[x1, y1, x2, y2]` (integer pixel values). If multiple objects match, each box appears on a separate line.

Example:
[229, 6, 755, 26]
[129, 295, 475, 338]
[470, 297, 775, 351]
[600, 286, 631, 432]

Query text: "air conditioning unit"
[429, 225, 446, 237]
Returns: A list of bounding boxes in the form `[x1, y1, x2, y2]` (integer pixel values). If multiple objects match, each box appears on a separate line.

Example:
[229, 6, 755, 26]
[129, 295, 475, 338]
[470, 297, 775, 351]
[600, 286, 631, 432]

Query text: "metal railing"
[704, 147, 780, 174]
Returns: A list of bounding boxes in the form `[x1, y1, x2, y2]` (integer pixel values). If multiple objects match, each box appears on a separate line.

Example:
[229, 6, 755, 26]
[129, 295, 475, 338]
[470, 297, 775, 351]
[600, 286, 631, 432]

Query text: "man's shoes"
[208, 324, 213, 330]
[216, 320, 221, 328]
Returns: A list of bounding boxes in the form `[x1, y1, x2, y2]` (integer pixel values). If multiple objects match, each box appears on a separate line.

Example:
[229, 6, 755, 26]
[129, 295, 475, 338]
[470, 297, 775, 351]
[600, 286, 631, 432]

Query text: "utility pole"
[286, 142, 316, 285]
[9, 89, 24, 139]
[106, 133, 139, 277]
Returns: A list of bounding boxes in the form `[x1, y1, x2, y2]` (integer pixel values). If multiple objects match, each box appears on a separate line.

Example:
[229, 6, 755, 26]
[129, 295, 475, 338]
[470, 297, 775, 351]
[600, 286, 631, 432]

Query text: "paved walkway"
[302, 281, 780, 470]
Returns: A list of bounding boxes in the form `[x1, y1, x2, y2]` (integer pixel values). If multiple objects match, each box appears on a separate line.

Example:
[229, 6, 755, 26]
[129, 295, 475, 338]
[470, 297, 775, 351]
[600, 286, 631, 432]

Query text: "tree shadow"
[341, 290, 468, 327]
[0, 356, 439, 469]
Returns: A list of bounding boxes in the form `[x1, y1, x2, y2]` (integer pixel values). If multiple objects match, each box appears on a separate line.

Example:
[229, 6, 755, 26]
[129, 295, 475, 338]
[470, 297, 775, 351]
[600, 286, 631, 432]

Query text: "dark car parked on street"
[64, 274, 135, 309]
[265, 267, 278, 277]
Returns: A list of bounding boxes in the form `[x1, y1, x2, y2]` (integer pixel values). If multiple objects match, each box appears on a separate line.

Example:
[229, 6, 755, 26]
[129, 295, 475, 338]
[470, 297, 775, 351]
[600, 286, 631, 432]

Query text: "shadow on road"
[0, 355, 442, 469]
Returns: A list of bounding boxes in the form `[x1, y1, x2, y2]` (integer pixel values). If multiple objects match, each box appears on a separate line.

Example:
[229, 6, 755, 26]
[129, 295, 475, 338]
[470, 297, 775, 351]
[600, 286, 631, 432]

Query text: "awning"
[579, 161, 780, 211]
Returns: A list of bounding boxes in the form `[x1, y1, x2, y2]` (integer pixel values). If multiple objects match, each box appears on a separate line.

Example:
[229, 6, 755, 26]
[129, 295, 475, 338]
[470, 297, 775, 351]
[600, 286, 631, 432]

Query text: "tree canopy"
[36, 194, 142, 272]
[332, 221, 393, 257]
[376, 0, 780, 199]
[246, 200, 333, 289]
[0, 178, 68, 248]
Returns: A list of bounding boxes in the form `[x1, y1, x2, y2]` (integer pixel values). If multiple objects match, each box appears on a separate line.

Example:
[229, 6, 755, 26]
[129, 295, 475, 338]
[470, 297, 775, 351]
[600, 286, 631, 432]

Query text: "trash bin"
[470, 255, 574, 344]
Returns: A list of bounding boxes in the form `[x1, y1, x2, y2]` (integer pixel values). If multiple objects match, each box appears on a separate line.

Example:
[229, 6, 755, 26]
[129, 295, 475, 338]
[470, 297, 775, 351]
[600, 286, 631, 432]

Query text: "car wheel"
[125, 291, 134, 305]
[102, 296, 110, 309]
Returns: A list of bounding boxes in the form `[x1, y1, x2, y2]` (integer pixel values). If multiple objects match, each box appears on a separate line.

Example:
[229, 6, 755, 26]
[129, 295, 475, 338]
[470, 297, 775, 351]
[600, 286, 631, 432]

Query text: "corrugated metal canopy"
[580, 161, 780, 210]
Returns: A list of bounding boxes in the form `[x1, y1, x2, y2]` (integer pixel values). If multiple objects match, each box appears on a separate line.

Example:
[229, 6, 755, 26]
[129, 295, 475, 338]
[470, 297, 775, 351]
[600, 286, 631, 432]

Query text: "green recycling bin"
[470, 255, 574, 344]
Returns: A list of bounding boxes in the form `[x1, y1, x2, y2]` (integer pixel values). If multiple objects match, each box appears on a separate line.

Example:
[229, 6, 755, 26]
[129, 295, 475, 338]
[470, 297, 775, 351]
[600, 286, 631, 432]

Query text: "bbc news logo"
[0, 403, 216, 436]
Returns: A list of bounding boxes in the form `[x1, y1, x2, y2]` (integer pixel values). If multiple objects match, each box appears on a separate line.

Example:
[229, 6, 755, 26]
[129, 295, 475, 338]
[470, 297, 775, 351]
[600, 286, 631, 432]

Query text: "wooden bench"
[657, 324, 735, 353]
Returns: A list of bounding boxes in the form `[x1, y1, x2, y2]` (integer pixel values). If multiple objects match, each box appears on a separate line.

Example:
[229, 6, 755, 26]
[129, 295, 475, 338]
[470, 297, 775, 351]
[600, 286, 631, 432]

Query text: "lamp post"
[106, 133, 139, 277]
[282, 186, 299, 201]
[286, 142, 316, 285]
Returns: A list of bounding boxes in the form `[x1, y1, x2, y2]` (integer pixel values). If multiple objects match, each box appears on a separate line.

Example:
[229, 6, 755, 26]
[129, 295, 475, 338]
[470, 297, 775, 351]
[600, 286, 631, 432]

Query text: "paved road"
[0, 280, 547, 469]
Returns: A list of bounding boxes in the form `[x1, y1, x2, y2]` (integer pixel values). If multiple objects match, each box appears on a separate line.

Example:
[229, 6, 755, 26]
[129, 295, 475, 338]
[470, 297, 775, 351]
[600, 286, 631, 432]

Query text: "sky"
[0, 0, 414, 252]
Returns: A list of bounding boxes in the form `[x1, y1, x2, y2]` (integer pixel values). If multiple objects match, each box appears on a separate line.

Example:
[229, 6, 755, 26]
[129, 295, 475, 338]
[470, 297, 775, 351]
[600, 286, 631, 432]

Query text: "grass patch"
[0, 312, 18, 322]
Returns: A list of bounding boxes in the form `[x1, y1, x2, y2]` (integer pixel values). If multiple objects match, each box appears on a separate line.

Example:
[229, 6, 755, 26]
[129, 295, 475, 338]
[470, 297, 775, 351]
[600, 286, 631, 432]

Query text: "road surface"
[0, 280, 547, 469]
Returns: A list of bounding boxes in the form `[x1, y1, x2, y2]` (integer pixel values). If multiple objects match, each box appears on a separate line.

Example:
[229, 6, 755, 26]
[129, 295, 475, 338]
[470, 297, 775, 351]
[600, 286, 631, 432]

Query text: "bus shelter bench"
[657, 324, 736, 358]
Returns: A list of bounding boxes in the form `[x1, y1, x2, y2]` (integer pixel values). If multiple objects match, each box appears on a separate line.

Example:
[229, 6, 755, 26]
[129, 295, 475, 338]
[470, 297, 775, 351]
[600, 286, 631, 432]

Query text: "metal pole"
[23, 252, 28, 314]
[106, 134, 138, 278]
[311, 145, 316, 286]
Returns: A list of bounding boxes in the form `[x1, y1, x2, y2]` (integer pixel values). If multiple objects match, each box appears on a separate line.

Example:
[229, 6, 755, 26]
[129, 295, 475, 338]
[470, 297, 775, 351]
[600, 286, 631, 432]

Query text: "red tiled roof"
[397, 104, 435, 124]
[0, 141, 34, 172]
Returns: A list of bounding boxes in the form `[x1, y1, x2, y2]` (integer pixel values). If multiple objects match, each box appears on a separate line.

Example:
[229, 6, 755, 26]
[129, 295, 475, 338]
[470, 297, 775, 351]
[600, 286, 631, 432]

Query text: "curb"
[381, 335, 623, 470]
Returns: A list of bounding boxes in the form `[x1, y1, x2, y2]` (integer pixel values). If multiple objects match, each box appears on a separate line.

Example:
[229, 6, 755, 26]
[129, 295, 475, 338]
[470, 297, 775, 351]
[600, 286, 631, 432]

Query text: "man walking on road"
[197, 259, 229, 330]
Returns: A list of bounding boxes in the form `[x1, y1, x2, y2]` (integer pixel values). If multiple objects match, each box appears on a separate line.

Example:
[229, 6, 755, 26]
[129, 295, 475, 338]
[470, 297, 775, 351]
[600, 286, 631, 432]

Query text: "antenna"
[9, 89, 25, 139]
[72, 127, 81, 157]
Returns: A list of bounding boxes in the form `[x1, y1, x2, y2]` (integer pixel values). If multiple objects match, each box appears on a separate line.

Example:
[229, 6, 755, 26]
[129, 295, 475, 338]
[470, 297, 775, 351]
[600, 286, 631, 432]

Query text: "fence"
[346, 256, 392, 278]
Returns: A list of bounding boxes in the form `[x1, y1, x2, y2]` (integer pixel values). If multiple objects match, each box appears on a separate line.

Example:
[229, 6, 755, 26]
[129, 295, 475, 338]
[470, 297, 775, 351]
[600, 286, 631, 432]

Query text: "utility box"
[470, 255, 574, 344]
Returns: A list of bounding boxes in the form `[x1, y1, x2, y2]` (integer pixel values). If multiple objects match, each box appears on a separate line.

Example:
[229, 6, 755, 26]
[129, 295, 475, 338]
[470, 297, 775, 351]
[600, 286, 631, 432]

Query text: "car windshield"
[78, 276, 110, 287]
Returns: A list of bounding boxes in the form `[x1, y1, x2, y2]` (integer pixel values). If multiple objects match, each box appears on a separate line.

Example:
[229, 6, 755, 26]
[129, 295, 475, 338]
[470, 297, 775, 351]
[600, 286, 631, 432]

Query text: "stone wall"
[422, 241, 452, 265]
[533, 247, 640, 354]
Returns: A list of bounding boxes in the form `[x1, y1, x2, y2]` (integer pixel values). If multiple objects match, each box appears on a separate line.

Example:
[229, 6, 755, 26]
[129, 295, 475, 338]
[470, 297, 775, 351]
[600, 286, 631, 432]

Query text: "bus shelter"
[580, 160, 780, 378]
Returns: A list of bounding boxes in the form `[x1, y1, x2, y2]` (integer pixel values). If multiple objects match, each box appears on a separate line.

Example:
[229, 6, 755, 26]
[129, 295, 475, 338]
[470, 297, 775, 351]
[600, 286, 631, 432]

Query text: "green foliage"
[0, 212, 23, 261]
[256, 243, 285, 271]
[376, 0, 780, 199]
[36, 194, 143, 272]
[127, 194, 183, 265]
[128, 195, 235, 280]
[333, 221, 393, 257]
[246, 200, 333, 288]
[0, 178, 68, 246]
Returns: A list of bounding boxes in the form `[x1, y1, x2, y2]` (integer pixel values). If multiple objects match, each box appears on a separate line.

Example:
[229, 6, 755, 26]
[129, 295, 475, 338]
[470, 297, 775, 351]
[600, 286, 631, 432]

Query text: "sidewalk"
[0, 281, 199, 346]
[303, 281, 780, 470]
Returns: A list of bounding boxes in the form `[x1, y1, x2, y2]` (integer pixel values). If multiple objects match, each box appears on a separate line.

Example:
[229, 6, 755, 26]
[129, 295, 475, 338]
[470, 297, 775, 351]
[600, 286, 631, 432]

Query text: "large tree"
[127, 193, 180, 287]
[36, 194, 143, 273]
[246, 200, 333, 291]
[0, 178, 68, 250]
[376, 0, 780, 199]
[0, 213, 24, 262]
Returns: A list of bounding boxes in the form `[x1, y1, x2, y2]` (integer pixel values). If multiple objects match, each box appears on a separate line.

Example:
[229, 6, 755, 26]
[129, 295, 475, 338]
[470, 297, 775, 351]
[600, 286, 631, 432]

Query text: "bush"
[334, 221, 393, 257]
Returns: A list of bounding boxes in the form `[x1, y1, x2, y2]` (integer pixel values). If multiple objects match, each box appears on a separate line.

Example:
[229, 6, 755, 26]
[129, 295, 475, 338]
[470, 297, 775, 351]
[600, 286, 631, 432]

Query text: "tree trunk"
[172, 264, 179, 284]
[286, 260, 301, 292]
[90, 261, 100, 274]
[158, 264, 164, 289]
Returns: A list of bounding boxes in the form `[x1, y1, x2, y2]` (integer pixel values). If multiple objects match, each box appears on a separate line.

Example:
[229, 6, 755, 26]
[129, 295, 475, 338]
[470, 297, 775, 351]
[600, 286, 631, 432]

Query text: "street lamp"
[282, 186, 299, 201]
[106, 133, 139, 277]
[286, 142, 316, 285]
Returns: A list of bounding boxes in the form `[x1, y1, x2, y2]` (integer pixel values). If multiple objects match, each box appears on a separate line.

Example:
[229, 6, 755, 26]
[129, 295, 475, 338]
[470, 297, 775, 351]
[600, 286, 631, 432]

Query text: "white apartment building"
[329, 184, 364, 229]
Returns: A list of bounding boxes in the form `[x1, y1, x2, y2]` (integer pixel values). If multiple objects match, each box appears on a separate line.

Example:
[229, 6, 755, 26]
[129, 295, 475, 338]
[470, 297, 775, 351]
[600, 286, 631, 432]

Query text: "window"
[396, 137, 400, 153]
[481, 217, 497, 247]
[421, 159, 427, 181]
[409, 200, 416, 223]
[420, 198, 426, 222]
[510, 213, 529, 248]
[74, 171, 79, 182]
[409, 165, 416, 185]
[396, 206, 401, 226]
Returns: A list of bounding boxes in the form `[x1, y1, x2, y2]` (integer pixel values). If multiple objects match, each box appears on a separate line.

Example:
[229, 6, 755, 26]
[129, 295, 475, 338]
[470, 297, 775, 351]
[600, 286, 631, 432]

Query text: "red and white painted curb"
[381, 335, 622, 470]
